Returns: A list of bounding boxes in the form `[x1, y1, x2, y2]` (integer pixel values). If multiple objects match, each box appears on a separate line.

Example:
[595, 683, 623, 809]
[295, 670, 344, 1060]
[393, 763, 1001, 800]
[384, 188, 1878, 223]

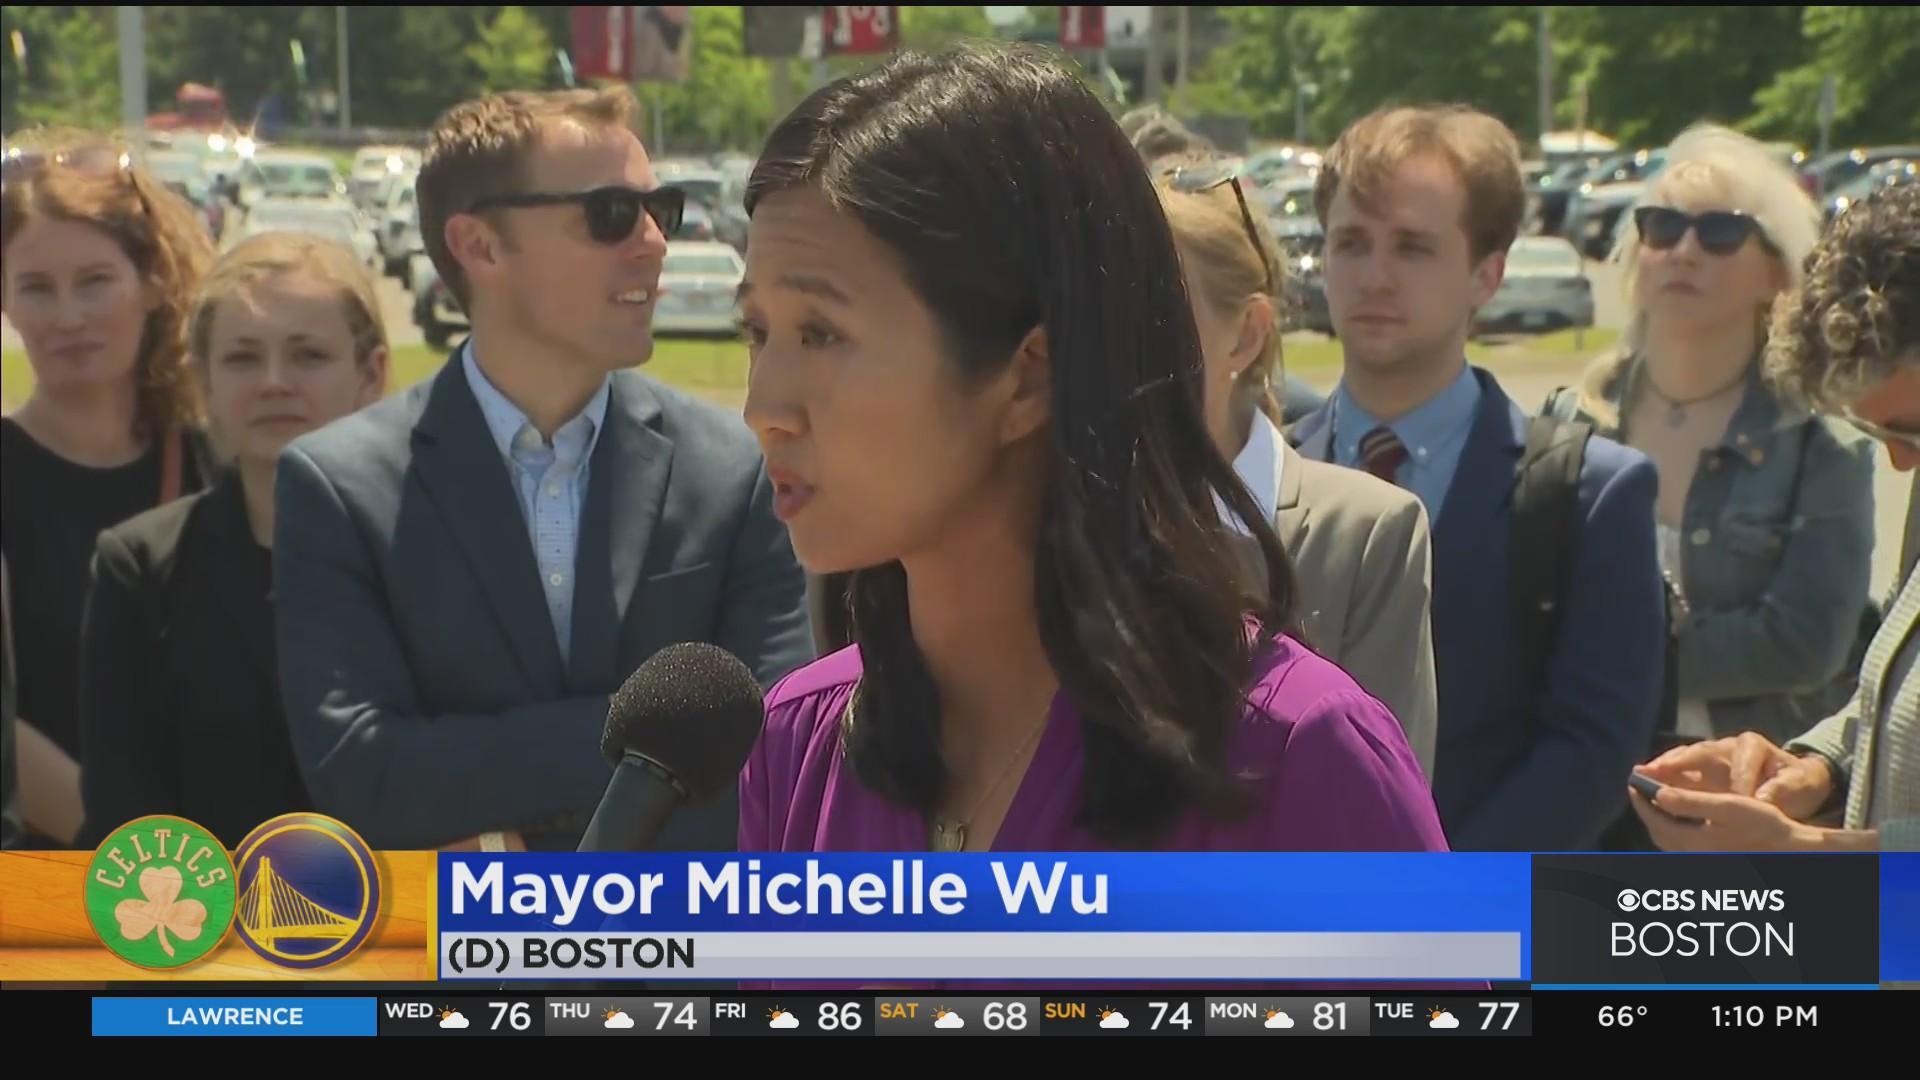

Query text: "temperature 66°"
[1598, 1005, 1648, 1027]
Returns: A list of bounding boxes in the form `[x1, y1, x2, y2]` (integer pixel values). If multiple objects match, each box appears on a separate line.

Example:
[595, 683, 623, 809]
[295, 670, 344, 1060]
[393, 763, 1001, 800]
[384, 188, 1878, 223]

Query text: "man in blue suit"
[1290, 105, 1664, 851]
[274, 87, 812, 852]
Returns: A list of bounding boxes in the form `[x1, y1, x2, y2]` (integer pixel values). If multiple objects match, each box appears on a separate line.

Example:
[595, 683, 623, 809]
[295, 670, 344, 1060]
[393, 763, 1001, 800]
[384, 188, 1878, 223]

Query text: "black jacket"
[77, 470, 310, 849]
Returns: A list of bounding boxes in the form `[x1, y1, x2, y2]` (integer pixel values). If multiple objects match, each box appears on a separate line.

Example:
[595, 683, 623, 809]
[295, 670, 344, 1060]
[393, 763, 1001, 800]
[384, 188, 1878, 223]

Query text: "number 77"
[1478, 1002, 1518, 1030]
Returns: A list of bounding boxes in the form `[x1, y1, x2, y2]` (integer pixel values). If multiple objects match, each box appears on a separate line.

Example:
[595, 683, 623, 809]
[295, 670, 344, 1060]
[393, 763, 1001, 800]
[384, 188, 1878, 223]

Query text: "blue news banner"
[434, 852, 1531, 982]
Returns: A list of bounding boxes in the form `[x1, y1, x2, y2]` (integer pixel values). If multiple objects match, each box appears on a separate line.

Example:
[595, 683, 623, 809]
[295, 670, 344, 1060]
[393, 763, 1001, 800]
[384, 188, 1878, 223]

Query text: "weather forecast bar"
[436, 930, 1523, 981]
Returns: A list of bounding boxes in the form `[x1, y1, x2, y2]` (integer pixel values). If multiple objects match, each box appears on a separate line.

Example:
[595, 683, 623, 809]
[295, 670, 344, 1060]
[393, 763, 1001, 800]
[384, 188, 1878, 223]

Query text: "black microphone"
[576, 642, 767, 852]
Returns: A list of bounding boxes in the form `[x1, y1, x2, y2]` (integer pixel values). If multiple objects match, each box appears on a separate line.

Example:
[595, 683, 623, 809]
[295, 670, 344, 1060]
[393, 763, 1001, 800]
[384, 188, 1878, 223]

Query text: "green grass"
[1, 337, 752, 411]
[3, 326, 1616, 411]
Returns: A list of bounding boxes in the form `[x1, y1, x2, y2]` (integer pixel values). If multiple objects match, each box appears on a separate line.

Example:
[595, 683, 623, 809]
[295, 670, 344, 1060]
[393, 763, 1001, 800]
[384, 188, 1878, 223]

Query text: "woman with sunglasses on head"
[1152, 151, 1438, 776]
[739, 43, 1445, 869]
[1546, 123, 1876, 749]
[1632, 182, 1920, 853]
[1, 132, 214, 847]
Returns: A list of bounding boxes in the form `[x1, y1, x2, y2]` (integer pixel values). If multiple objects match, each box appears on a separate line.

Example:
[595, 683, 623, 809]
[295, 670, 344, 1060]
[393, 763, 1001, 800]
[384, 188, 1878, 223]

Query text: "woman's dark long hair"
[749, 43, 1301, 846]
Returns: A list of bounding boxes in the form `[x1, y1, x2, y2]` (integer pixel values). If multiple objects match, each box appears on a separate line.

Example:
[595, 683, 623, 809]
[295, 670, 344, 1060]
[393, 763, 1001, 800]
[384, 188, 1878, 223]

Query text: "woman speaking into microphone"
[736, 44, 1445, 857]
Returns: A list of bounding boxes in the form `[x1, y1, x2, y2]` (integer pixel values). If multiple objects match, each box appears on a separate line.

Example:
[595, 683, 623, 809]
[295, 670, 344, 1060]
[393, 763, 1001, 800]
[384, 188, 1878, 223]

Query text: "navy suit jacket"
[274, 359, 812, 851]
[1291, 367, 1664, 850]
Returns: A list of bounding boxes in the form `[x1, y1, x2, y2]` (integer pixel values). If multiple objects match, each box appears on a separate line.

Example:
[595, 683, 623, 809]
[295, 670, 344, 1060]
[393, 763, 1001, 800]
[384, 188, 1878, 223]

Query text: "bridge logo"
[84, 815, 238, 969]
[232, 813, 382, 969]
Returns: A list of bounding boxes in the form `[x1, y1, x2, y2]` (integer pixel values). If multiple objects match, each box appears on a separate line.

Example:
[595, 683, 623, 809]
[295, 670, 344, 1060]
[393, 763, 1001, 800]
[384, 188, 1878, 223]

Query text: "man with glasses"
[1289, 105, 1666, 850]
[272, 87, 810, 852]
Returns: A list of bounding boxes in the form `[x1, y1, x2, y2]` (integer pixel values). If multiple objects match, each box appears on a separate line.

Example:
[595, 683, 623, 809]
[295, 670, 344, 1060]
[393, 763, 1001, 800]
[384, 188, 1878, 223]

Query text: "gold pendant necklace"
[930, 715, 1050, 853]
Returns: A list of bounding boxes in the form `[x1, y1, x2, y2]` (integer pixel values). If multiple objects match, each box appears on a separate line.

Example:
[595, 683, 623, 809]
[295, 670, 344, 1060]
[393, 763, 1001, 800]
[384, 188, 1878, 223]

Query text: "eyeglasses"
[1633, 205, 1774, 257]
[1842, 410, 1920, 451]
[1162, 160, 1275, 295]
[467, 184, 684, 245]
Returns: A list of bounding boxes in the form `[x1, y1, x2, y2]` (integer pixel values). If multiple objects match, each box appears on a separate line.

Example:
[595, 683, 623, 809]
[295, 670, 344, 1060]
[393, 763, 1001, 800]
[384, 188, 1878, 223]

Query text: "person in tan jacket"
[1151, 155, 1438, 778]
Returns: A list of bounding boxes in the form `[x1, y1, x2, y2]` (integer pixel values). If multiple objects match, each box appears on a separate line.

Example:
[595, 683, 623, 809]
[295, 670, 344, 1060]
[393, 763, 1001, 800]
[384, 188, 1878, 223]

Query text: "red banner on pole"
[571, 6, 633, 80]
[1060, 6, 1106, 50]
[821, 6, 899, 56]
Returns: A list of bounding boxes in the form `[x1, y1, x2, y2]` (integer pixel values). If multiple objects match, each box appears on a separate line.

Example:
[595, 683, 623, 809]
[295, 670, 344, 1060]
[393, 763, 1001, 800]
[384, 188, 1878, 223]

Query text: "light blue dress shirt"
[1330, 364, 1482, 526]
[461, 343, 612, 664]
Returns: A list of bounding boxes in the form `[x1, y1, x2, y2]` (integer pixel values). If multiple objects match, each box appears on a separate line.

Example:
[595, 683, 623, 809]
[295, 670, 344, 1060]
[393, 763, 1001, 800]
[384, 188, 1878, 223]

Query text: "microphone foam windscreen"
[600, 642, 767, 801]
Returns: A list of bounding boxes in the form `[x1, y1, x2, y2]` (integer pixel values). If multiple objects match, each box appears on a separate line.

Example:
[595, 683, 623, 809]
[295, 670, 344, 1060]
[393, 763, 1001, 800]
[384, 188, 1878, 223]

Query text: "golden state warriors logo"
[231, 813, 381, 969]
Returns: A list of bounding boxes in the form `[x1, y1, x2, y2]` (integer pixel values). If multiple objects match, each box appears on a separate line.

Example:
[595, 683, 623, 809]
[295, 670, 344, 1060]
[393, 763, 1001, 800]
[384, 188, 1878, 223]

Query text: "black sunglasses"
[1162, 161, 1275, 295]
[1633, 205, 1773, 257]
[467, 184, 684, 244]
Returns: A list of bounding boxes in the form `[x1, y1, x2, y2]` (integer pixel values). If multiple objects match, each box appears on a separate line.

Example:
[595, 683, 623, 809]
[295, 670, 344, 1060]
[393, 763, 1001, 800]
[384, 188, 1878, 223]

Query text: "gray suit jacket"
[1271, 439, 1439, 779]
[1788, 561, 1920, 849]
[274, 359, 811, 851]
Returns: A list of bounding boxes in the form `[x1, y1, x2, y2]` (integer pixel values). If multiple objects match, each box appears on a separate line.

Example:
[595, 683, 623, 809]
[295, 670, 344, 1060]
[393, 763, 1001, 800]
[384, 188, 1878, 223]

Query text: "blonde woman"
[1547, 124, 1877, 745]
[1155, 154, 1439, 777]
[77, 232, 388, 846]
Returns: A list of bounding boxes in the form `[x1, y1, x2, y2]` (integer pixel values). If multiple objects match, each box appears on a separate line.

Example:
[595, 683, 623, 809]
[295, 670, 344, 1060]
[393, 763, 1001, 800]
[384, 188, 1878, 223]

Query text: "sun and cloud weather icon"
[1265, 1008, 1296, 1030]
[438, 1007, 469, 1030]
[768, 1007, 801, 1030]
[1428, 1008, 1461, 1030]
[933, 1008, 965, 1030]
[604, 1009, 635, 1030]
[1098, 1008, 1130, 1030]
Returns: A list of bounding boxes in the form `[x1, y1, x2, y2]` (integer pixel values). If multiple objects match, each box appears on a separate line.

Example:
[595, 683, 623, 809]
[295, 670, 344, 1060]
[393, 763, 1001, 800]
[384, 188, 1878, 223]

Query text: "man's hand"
[1638, 733, 1833, 820]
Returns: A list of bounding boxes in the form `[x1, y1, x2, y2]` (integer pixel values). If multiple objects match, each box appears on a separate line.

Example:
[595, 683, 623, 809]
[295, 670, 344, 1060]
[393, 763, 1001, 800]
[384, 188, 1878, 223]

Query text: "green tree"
[633, 6, 773, 154]
[1746, 6, 1920, 147]
[1554, 6, 1809, 147]
[466, 6, 555, 95]
[8, 6, 118, 132]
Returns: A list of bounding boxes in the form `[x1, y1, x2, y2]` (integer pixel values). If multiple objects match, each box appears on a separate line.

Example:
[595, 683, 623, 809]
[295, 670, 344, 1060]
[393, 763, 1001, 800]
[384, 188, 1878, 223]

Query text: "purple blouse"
[741, 633, 1447, 855]
[735, 634, 1455, 992]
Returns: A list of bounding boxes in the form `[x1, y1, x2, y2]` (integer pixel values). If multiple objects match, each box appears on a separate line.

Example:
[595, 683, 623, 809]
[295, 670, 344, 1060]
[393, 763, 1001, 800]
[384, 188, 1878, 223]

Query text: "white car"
[376, 173, 423, 278]
[241, 197, 378, 268]
[1476, 236, 1594, 335]
[655, 242, 744, 336]
[238, 151, 346, 209]
[349, 145, 419, 210]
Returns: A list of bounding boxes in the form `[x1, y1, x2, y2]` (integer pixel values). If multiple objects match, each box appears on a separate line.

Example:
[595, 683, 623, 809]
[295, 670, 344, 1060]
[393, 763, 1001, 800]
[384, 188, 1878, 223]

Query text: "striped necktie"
[1358, 425, 1409, 485]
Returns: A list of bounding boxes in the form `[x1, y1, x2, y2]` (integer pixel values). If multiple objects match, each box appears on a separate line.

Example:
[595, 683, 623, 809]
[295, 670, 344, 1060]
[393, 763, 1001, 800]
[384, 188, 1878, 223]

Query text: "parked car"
[1564, 150, 1667, 259]
[375, 173, 422, 278]
[238, 151, 346, 209]
[349, 145, 419, 210]
[1270, 216, 1331, 335]
[410, 254, 466, 349]
[144, 149, 226, 239]
[1476, 236, 1593, 334]
[1802, 145, 1920, 197]
[655, 242, 745, 336]
[241, 197, 378, 268]
[1825, 158, 1916, 222]
[656, 163, 746, 250]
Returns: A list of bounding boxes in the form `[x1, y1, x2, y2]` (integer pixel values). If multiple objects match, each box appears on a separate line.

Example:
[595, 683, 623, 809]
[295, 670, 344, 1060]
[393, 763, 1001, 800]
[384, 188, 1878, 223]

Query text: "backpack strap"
[1509, 414, 1591, 695]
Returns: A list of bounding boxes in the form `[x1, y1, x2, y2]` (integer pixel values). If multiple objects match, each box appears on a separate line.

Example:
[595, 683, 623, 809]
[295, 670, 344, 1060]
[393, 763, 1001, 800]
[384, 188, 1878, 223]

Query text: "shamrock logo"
[85, 817, 236, 969]
[115, 865, 208, 957]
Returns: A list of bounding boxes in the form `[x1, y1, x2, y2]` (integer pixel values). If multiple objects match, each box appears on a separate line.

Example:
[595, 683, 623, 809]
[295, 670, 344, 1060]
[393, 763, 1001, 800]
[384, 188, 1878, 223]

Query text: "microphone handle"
[576, 752, 689, 853]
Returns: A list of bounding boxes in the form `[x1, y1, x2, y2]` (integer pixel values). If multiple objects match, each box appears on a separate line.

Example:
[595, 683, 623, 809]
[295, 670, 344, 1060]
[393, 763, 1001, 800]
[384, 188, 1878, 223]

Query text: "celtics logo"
[84, 816, 237, 969]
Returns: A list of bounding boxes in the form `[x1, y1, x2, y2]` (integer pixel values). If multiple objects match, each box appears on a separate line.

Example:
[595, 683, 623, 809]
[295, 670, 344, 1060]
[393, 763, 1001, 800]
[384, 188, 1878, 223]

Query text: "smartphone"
[1629, 772, 1704, 823]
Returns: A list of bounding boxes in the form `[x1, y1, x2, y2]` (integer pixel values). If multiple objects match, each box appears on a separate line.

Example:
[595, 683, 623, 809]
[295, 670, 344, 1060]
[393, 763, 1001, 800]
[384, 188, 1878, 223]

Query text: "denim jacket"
[1548, 353, 1878, 743]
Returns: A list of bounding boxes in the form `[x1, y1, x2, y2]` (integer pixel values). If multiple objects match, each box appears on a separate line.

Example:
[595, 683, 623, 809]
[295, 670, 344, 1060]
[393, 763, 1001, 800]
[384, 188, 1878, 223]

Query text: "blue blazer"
[273, 359, 813, 851]
[1291, 367, 1664, 850]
